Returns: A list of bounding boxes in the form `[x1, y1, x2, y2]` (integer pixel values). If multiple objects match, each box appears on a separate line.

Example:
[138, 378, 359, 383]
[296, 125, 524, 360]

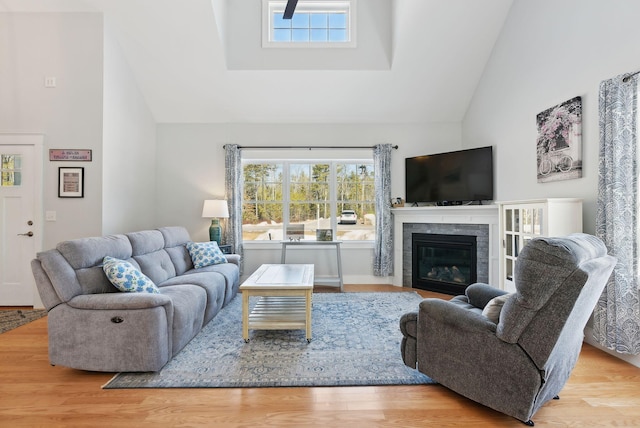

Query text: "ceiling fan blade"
[283, 0, 298, 19]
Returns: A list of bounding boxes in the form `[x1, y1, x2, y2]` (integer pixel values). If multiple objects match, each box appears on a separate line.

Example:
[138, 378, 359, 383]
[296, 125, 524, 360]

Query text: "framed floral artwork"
[536, 96, 582, 183]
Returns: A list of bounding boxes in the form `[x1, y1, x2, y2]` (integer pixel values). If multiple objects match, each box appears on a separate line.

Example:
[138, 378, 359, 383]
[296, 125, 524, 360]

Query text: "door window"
[1, 154, 22, 187]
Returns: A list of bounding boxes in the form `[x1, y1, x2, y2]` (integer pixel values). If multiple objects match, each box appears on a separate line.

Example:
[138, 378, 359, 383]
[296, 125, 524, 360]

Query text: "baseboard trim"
[583, 326, 640, 368]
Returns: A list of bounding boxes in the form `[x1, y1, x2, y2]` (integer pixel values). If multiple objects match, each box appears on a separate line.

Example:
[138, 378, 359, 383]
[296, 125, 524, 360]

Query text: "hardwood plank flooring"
[1, 285, 639, 427]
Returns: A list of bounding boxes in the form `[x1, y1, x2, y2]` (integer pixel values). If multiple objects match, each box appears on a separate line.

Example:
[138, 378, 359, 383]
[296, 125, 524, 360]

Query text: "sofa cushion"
[158, 226, 192, 248]
[159, 284, 207, 354]
[76, 266, 121, 295]
[103, 256, 160, 294]
[186, 241, 228, 269]
[58, 234, 132, 269]
[133, 250, 177, 285]
[186, 262, 240, 306]
[159, 271, 226, 325]
[126, 230, 165, 255]
[165, 245, 193, 275]
[159, 227, 194, 275]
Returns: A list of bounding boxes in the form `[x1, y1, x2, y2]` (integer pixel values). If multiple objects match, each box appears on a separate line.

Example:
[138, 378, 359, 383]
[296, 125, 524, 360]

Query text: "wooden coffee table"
[240, 264, 314, 342]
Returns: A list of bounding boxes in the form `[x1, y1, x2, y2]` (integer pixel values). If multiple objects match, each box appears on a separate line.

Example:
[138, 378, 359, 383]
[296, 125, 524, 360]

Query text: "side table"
[280, 241, 343, 292]
[218, 244, 232, 254]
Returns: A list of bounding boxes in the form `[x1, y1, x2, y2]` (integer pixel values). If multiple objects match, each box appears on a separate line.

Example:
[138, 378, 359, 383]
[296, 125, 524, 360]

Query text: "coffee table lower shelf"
[246, 296, 310, 341]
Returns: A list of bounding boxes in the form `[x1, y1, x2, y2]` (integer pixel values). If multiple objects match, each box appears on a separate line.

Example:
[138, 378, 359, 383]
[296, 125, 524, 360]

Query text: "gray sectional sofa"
[30, 226, 240, 372]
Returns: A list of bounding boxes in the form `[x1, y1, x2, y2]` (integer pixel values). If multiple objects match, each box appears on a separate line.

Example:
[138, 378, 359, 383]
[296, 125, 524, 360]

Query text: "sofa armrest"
[399, 311, 419, 368]
[400, 311, 418, 338]
[67, 292, 172, 310]
[49, 293, 174, 372]
[419, 298, 498, 334]
[224, 254, 241, 266]
[465, 282, 509, 309]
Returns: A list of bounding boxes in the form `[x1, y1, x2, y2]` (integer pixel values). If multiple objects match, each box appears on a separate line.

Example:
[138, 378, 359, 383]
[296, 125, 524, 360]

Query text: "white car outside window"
[339, 210, 357, 224]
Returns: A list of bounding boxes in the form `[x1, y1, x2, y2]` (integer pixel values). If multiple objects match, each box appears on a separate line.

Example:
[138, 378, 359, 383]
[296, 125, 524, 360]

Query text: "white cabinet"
[497, 198, 583, 292]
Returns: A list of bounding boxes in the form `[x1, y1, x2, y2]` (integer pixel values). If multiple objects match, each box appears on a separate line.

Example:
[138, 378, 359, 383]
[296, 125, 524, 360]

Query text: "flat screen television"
[405, 146, 494, 205]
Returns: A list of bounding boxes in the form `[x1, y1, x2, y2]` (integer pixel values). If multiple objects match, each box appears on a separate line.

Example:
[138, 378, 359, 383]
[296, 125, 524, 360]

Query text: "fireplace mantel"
[391, 205, 499, 289]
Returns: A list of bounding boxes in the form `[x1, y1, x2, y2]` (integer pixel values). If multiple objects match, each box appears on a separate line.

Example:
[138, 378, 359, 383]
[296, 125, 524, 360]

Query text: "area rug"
[103, 292, 434, 389]
[0, 309, 47, 334]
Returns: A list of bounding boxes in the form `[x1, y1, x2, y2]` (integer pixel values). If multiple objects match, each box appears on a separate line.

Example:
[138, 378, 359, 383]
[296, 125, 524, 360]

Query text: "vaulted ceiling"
[1, 0, 513, 123]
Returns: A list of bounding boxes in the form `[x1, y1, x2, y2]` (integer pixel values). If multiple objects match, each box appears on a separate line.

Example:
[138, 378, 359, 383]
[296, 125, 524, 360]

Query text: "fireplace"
[412, 233, 477, 295]
[395, 207, 497, 291]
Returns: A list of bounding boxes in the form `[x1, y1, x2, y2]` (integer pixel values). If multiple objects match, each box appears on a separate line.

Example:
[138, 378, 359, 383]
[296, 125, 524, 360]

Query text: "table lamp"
[202, 199, 229, 244]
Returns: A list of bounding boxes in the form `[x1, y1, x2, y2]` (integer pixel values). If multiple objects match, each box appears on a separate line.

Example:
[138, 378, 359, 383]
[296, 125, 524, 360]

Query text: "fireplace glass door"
[412, 233, 477, 295]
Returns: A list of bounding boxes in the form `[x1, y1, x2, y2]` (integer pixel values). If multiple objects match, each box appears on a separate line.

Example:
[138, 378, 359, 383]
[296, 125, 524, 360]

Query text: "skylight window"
[263, 0, 356, 48]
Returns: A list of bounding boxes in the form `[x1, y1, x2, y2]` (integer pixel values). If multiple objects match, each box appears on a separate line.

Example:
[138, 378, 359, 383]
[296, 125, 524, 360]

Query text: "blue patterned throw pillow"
[103, 256, 160, 294]
[186, 241, 228, 269]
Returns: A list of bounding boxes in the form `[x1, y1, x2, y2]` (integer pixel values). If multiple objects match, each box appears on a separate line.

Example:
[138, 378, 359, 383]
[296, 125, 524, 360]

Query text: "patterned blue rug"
[103, 292, 434, 389]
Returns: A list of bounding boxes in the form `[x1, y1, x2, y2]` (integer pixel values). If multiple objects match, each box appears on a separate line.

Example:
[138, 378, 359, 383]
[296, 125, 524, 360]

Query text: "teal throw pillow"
[186, 241, 228, 269]
[103, 256, 159, 294]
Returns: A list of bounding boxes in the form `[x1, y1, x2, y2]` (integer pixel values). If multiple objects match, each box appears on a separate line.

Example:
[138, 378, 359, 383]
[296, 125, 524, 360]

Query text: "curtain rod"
[223, 145, 398, 150]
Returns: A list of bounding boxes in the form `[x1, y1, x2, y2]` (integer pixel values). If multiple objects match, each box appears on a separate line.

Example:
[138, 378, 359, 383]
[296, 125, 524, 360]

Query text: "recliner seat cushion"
[185, 262, 240, 305]
[159, 272, 226, 325]
[159, 284, 207, 355]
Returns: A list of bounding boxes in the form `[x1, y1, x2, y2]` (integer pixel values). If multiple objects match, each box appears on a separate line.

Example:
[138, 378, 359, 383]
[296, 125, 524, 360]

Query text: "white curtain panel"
[373, 144, 393, 276]
[595, 72, 640, 355]
[224, 144, 244, 272]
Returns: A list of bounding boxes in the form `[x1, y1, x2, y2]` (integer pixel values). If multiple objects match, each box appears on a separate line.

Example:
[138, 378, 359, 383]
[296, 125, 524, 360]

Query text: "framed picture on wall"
[536, 96, 583, 183]
[58, 167, 84, 198]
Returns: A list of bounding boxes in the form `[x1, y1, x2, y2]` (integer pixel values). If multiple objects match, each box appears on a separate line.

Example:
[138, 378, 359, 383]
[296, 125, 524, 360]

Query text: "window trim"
[262, 0, 357, 48]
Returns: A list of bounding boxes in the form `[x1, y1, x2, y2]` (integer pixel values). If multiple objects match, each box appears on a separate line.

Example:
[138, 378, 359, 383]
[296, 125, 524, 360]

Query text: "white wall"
[224, 0, 391, 70]
[463, 0, 640, 235]
[155, 122, 462, 282]
[102, 21, 157, 235]
[0, 13, 104, 249]
[463, 0, 640, 367]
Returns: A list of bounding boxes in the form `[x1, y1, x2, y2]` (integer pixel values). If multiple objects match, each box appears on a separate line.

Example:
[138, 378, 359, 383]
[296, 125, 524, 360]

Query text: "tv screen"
[405, 146, 494, 204]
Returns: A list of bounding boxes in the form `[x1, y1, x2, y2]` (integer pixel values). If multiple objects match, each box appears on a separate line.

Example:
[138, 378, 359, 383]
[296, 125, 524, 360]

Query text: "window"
[1, 154, 22, 187]
[262, 0, 356, 48]
[242, 160, 374, 241]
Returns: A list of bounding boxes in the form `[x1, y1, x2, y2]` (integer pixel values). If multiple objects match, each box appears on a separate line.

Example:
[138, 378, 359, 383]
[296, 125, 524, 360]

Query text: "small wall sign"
[49, 149, 92, 162]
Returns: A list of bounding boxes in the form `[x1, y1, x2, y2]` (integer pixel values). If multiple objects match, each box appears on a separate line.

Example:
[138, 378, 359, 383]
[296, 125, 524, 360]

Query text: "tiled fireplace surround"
[391, 206, 500, 290]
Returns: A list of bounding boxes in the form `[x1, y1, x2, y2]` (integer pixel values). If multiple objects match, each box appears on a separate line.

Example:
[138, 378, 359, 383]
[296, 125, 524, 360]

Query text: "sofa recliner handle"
[111, 316, 124, 324]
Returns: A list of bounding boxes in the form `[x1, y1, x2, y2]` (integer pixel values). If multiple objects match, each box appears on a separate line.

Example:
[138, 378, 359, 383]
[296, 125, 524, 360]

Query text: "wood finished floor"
[1, 284, 639, 427]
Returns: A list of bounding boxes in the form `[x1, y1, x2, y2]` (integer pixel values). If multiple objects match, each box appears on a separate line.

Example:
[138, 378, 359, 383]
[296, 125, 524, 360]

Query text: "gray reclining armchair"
[399, 233, 616, 426]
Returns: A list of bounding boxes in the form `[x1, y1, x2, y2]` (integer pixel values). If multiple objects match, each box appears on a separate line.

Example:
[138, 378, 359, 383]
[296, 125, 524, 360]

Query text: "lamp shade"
[202, 200, 229, 218]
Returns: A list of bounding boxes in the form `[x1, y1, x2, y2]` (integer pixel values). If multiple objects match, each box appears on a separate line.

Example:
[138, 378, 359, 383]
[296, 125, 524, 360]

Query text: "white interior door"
[0, 135, 43, 306]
